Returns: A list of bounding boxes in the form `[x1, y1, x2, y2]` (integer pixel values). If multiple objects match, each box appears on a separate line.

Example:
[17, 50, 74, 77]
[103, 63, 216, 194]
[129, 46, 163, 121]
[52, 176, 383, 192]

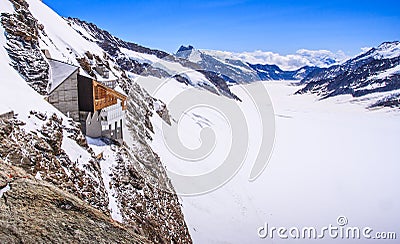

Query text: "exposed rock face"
[0, 115, 109, 214]
[177, 45, 194, 53]
[369, 93, 400, 109]
[197, 70, 241, 100]
[111, 147, 191, 243]
[1, 0, 49, 95]
[296, 41, 400, 108]
[77, 56, 96, 78]
[1, 1, 192, 242]
[119, 83, 192, 243]
[0, 163, 148, 244]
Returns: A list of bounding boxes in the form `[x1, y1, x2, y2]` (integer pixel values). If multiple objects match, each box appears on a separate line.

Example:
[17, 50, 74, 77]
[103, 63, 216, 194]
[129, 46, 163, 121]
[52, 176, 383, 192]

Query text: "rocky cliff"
[0, 162, 148, 243]
[0, 0, 192, 242]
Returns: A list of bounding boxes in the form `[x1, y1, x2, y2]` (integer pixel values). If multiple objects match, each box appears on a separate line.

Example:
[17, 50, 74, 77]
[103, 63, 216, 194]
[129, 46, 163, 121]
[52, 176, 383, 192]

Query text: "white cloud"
[203, 49, 349, 71]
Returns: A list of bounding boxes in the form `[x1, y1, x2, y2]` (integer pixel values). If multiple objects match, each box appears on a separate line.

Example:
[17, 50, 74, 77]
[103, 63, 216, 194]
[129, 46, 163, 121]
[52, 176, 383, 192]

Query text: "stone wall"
[48, 70, 80, 121]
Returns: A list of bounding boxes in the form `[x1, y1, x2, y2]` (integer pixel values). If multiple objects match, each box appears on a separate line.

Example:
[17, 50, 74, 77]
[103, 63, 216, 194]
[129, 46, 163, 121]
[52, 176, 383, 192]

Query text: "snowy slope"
[361, 41, 400, 61]
[0, 2, 69, 131]
[138, 76, 400, 243]
[121, 46, 220, 90]
[25, 0, 104, 64]
[0, 0, 12, 14]
[86, 137, 123, 222]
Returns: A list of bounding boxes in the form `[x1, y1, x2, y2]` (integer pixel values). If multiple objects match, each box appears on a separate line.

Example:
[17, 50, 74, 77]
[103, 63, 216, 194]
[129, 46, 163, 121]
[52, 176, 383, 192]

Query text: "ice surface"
[140, 77, 400, 243]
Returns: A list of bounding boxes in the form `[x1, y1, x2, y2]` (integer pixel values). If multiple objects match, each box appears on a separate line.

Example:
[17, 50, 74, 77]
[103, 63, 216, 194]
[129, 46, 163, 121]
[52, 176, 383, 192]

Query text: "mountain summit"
[177, 45, 194, 53]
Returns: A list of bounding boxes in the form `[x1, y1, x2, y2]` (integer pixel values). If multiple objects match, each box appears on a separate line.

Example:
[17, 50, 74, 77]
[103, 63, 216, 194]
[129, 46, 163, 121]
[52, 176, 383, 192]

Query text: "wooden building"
[77, 75, 127, 141]
[47, 59, 127, 142]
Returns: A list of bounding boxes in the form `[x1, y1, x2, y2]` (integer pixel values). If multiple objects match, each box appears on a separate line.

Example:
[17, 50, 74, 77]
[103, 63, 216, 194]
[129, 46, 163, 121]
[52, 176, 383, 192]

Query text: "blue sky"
[43, 0, 400, 56]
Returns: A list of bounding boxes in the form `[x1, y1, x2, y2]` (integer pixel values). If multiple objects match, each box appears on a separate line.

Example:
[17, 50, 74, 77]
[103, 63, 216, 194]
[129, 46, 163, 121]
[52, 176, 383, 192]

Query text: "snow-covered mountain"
[176, 45, 329, 82]
[66, 18, 240, 100]
[1, 0, 400, 243]
[176, 45, 261, 83]
[297, 41, 400, 108]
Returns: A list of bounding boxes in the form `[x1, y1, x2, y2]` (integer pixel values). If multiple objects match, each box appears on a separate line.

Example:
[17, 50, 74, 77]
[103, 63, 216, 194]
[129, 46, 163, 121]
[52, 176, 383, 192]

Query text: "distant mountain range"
[176, 45, 324, 83]
[175, 42, 400, 109]
[65, 18, 400, 109]
[201, 48, 347, 70]
[296, 41, 400, 108]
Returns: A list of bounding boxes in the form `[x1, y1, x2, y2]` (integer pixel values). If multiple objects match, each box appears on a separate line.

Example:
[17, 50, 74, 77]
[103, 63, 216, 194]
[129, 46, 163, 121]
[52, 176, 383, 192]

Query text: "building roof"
[47, 59, 79, 93]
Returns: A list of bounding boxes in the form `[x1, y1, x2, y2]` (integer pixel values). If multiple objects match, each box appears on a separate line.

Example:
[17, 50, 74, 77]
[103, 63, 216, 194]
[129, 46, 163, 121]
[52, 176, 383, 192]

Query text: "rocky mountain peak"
[177, 45, 194, 53]
[378, 40, 400, 49]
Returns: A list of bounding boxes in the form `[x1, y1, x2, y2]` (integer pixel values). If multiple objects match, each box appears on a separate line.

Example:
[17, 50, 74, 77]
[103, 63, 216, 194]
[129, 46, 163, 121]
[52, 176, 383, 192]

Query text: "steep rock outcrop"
[1, 0, 49, 94]
[0, 162, 149, 244]
[0, 114, 109, 214]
